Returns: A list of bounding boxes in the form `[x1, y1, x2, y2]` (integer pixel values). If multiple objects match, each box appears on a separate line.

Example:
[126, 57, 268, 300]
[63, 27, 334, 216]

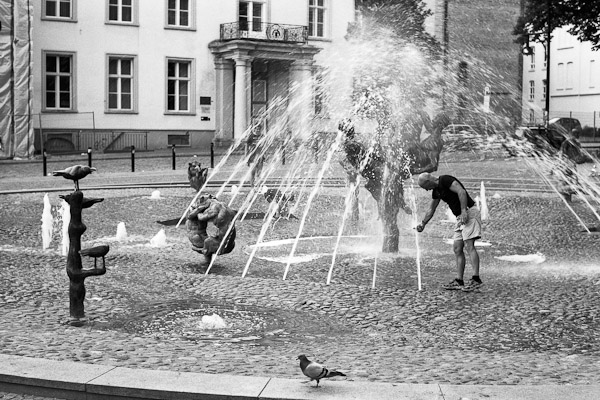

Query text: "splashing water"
[406, 183, 422, 291]
[150, 190, 161, 199]
[41, 194, 53, 250]
[150, 229, 167, 247]
[59, 200, 70, 256]
[200, 314, 227, 329]
[115, 222, 128, 241]
[480, 181, 489, 221]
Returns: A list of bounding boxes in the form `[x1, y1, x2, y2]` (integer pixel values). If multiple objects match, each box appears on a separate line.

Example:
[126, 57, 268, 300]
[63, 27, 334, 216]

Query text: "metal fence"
[220, 22, 308, 43]
[524, 110, 599, 130]
[39, 130, 148, 154]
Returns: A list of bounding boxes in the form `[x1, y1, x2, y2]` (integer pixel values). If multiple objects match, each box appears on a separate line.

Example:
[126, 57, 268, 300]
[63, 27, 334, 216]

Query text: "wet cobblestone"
[1, 152, 600, 389]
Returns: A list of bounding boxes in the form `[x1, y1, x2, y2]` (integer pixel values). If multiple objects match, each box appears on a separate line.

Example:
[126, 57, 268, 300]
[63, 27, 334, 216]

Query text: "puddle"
[93, 297, 350, 344]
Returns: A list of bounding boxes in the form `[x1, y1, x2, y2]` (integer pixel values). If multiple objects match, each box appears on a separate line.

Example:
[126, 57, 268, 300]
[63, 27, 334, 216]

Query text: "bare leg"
[453, 240, 466, 280]
[463, 238, 480, 276]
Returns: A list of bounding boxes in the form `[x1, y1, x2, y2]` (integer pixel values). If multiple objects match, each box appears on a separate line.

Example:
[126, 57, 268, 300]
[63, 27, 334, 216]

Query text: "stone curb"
[2, 355, 600, 400]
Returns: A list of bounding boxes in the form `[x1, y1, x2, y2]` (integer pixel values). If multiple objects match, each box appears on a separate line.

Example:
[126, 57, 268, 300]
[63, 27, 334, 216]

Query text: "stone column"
[289, 59, 315, 140]
[214, 58, 234, 142]
[233, 54, 252, 140]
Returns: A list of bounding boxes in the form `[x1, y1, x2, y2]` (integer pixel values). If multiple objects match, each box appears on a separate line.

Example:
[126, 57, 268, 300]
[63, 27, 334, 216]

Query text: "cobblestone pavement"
[1, 149, 600, 393]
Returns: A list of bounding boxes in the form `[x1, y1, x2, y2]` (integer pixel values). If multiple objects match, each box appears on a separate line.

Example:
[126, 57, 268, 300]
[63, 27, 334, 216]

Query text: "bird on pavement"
[52, 165, 97, 191]
[297, 355, 346, 387]
[80, 245, 110, 269]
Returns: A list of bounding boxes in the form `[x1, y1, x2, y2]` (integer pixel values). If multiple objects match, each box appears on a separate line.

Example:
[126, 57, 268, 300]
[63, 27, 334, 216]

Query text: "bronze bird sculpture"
[297, 355, 346, 387]
[52, 165, 97, 191]
[80, 245, 110, 269]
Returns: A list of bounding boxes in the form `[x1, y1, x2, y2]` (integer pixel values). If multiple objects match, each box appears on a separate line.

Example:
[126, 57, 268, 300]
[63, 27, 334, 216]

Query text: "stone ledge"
[2, 354, 600, 400]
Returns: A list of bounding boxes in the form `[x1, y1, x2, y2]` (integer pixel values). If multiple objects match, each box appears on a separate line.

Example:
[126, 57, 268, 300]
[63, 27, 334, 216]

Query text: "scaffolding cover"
[0, 0, 34, 159]
[0, 0, 12, 158]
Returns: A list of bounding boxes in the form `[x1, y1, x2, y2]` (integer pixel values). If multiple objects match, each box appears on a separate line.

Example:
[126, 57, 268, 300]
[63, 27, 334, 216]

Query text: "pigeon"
[80, 245, 110, 269]
[297, 355, 346, 387]
[52, 165, 97, 191]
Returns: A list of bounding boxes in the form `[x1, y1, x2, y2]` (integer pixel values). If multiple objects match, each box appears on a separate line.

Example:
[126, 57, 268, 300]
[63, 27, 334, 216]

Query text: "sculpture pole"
[59, 191, 107, 325]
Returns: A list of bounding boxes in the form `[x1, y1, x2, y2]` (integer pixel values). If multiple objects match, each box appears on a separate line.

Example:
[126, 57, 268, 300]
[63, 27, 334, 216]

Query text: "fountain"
[115, 222, 127, 241]
[150, 229, 168, 247]
[41, 194, 53, 250]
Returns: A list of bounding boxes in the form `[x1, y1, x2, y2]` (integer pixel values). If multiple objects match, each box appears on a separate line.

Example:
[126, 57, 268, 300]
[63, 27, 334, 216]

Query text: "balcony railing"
[220, 22, 308, 44]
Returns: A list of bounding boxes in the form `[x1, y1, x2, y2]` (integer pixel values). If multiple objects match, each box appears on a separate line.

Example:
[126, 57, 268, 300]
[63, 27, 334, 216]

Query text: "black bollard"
[210, 142, 215, 168]
[87, 147, 92, 168]
[172, 144, 176, 170]
[131, 145, 135, 172]
[43, 150, 47, 176]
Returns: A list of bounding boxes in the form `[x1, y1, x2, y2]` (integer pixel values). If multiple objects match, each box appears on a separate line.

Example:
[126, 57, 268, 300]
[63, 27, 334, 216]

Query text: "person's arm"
[449, 181, 469, 224]
[416, 198, 440, 232]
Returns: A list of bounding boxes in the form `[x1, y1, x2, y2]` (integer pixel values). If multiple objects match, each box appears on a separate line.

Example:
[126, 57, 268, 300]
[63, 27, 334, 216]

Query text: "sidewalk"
[2, 354, 599, 400]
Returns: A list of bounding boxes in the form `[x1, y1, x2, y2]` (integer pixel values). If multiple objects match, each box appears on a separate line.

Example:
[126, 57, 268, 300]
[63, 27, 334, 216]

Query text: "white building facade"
[522, 27, 600, 128]
[28, 0, 355, 153]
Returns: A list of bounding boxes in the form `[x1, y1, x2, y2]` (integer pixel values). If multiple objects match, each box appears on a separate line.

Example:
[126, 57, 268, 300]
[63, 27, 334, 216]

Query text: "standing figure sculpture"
[407, 112, 451, 174]
[187, 159, 209, 192]
[340, 119, 411, 252]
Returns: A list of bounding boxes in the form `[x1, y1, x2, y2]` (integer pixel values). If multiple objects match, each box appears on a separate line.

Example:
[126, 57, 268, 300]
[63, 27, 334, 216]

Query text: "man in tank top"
[415, 173, 483, 291]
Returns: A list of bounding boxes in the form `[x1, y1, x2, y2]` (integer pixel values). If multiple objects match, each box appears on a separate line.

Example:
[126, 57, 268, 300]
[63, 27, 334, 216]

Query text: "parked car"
[548, 117, 582, 134]
[512, 125, 562, 153]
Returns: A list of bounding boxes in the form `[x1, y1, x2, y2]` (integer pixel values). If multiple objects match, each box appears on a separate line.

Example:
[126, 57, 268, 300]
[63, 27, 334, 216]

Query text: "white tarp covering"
[0, 0, 34, 159]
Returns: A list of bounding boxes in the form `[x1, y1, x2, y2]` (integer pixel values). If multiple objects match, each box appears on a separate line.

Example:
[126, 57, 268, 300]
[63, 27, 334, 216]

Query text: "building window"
[166, 59, 194, 113]
[44, 0, 75, 20]
[557, 62, 565, 90]
[239, 1, 264, 32]
[308, 0, 327, 38]
[543, 48, 547, 69]
[528, 80, 535, 101]
[43, 52, 75, 111]
[542, 80, 547, 100]
[166, 0, 194, 29]
[529, 48, 535, 70]
[566, 61, 574, 89]
[529, 109, 535, 124]
[107, 56, 136, 112]
[107, 0, 136, 24]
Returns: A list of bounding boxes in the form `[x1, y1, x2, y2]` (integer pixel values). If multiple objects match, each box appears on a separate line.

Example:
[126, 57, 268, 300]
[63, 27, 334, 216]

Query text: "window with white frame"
[166, 59, 194, 113]
[543, 48, 547, 69]
[529, 109, 535, 124]
[528, 80, 535, 101]
[43, 52, 75, 110]
[529, 48, 535, 70]
[542, 79, 547, 100]
[557, 62, 565, 89]
[44, 0, 75, 20]
[107, 56, 136, 112]
[566, 61, 574, 89]
[108, 0, 136, 24]
[239, 1, 264, 32]
[308, 0, 327, 38]
[166, 0, 194, 29]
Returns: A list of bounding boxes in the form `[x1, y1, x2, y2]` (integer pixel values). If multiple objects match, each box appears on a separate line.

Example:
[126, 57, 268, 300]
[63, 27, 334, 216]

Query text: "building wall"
[522, 27, 600, 128]
[31, 0, 354, 152]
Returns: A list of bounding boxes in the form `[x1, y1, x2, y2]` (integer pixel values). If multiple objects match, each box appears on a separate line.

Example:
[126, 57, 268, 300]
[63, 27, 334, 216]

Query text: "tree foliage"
[352, 0, 439, 51]
[514, 0, 600, 50]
